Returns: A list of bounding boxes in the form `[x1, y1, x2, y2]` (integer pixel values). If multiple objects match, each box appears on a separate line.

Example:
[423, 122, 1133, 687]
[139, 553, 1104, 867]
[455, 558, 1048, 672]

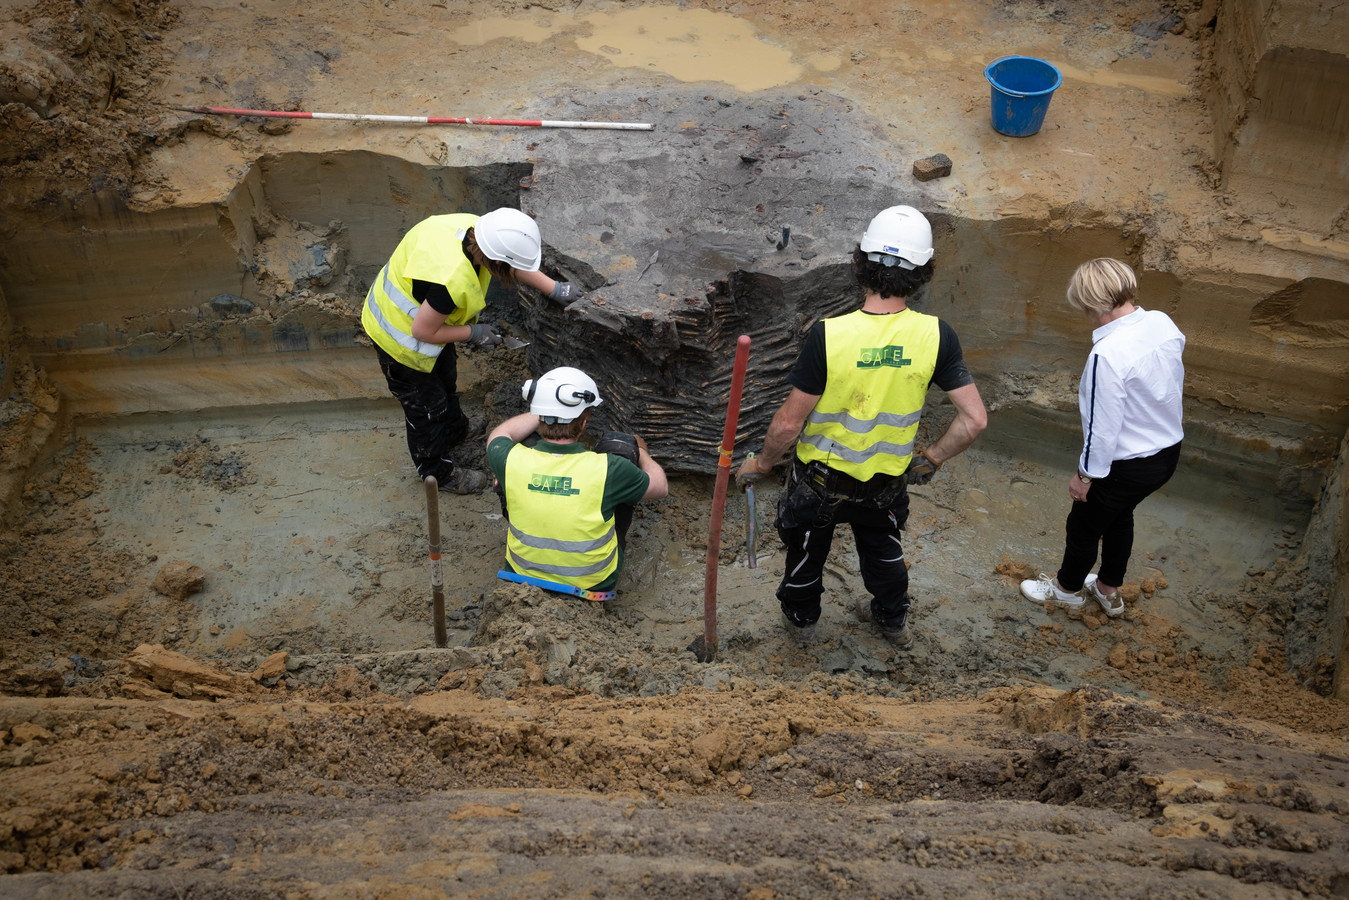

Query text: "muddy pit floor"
[3, 384, 1348, 897]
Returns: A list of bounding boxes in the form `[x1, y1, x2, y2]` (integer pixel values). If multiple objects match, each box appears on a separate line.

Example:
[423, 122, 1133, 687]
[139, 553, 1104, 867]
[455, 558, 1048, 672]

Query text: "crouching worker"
[486, 367, 668, 597]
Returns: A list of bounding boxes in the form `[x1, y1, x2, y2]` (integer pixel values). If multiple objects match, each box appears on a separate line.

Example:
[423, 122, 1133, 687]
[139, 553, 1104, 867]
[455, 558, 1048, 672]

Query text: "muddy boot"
[879, 617, 912, 646]
[443, 467, 488, 495]
[860, 597, 912, 645]
[446, 414, 487, 447]
[781, 611, 817, 646]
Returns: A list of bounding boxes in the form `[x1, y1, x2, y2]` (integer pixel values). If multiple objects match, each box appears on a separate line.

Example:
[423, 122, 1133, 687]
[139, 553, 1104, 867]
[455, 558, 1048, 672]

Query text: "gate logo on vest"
[857, 346, 912, 369]
[528, 473, 581, 496]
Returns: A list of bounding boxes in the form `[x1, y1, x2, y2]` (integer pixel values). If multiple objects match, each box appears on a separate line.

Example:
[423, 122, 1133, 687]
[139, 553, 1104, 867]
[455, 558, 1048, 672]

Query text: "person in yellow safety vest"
[735, 206, 988, 646]
[361, 208, 584, 495]
[485, 367, 668, 593]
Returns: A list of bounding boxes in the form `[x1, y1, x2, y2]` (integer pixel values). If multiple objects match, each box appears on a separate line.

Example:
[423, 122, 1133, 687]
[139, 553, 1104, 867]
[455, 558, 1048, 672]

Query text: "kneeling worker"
[486, 367, 668, 595]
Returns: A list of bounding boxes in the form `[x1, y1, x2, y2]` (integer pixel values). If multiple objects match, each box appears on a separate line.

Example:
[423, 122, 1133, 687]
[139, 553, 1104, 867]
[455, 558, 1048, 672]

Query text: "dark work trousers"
[1056, 441, 1182, 591]
[614, 505, 634, 551]
[375, 344, 471, 483]
[775, 463, 912, 629]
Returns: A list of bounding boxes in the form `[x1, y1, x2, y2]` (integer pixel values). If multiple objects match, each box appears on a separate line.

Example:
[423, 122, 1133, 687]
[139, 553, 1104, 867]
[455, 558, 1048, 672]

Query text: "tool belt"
[776, 459, 907, 529]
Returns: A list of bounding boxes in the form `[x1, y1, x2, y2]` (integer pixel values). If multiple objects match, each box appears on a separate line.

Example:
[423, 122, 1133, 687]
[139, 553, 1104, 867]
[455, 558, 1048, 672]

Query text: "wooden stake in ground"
[424, 476, 447, 648]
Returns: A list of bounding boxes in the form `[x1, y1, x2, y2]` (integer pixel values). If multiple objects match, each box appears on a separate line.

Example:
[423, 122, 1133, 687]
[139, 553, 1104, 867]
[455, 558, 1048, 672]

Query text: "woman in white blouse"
[1021, 258, 1186, 617]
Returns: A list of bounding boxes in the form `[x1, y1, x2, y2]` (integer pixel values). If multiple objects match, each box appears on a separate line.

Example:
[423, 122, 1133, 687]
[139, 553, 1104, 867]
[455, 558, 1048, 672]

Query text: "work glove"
[549, 281, 581, 307]
[735, 453, 766, 487]
[467, 324, 502, 348]
[904, 450, 940, 486]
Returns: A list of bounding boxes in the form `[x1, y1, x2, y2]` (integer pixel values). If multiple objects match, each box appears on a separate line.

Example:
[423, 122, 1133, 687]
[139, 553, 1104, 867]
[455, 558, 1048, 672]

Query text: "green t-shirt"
[487, 436, 650, 590]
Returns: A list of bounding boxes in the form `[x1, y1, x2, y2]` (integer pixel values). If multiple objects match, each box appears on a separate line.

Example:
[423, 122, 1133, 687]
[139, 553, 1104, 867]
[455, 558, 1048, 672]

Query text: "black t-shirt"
[788, 311, 974, 396]
[412, 279, 457, 315]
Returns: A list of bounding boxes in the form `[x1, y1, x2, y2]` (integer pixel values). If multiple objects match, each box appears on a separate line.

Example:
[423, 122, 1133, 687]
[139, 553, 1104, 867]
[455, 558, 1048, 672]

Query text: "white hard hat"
[522, 366, 603, 424]
[858, 205, 934, 269]
[474, 208, 542, 271]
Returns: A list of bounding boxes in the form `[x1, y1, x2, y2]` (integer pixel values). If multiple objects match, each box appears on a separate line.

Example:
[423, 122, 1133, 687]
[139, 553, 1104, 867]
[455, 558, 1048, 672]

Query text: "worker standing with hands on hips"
[736, 206, 987, 645]
[362, 208, 582, 494]
[1019, 258, 1185, 617]
[486, 367, 668, 595]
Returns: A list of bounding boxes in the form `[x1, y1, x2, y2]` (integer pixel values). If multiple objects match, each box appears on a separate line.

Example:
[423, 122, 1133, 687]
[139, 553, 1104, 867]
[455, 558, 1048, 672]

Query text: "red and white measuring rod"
[175, 105, 654, 131]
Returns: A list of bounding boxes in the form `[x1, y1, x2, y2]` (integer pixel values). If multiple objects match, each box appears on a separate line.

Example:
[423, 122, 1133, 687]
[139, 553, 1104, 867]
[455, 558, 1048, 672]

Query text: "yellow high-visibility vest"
[504, 445, 619, 589]
[795, 308, 940, 480]
[360, 213, 490, 372]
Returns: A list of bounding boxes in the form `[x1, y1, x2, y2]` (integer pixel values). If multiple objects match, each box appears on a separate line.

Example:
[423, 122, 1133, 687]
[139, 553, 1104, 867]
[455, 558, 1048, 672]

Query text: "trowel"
[502, 335, 530, 350]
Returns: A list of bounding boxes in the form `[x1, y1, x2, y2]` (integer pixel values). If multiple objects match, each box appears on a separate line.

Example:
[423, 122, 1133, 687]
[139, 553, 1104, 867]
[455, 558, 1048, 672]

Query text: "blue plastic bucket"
[985, 56, 1062, 137]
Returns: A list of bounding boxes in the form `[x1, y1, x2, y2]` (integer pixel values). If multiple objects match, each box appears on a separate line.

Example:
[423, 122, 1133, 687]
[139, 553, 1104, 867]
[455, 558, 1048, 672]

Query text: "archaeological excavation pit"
[1, 0, 1348, 894]
[3, 134, 1344, 691]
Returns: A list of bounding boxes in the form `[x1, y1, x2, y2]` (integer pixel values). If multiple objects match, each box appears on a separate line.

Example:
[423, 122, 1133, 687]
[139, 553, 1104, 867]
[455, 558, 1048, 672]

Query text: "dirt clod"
[150, 560, 206, 601]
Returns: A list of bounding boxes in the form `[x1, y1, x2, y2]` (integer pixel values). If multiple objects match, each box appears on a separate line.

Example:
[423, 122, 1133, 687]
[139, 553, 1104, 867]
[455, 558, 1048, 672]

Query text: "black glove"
[904, 450, 940, 486]
[549, 281, 581, 307]
[467, 324, 502, 348]
[594, 431, 640, 466]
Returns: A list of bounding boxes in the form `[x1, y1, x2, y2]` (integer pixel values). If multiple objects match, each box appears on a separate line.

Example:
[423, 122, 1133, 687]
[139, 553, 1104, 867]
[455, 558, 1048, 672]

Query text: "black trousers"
[375, 344, 471, 483]
[775, 462, 912, 629]
[1056, 441, 1181, 591]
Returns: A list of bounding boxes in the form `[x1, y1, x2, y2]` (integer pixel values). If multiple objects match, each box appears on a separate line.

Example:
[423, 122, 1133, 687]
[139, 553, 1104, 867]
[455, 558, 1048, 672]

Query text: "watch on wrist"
[1077, 470, 1093, 484]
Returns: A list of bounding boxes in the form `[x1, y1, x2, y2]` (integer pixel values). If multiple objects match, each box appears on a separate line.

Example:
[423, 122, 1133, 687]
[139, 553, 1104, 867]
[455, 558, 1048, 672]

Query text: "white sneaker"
[1084, 574, 1126, 617]
[1020, 573, 1085, 610]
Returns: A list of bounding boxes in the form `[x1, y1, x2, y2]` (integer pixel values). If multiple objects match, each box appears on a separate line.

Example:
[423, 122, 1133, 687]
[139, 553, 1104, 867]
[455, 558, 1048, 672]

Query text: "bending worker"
[487, 367, 668, 594]
[362, 208, 581, 495]
[736, 206, 987, 645]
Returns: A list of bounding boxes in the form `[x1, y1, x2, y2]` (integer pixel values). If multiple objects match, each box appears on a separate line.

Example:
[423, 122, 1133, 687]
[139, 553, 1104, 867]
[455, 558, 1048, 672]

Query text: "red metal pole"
[702, 335, 751, 663]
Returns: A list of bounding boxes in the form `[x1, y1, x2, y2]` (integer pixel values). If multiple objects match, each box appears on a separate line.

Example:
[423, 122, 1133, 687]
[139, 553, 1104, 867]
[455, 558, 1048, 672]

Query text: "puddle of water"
[805, 52, 842, 73]
[1052, 60, 1189, 95]
[449, 16, 553, 45]
[448, 7, 806, 92]
[942, 51, 1188, 96]
[578, 8, 802, 91]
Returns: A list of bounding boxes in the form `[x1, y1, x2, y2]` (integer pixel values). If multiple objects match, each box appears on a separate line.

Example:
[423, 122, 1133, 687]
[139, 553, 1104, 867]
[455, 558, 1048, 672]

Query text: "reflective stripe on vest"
[503, 446, 619, 587]
[796, 308, 940, 480]
[362, 266, 442, 362]
[359, 213, 490, 373]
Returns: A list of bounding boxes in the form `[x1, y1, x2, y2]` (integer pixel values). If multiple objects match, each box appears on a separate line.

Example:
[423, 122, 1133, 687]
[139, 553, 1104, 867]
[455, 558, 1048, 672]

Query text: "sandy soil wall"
[1, 153, 534, 416]
[8, 175, 1349, 430]
[0, 284, 65, 524]
[1208, 0, 1349, 233]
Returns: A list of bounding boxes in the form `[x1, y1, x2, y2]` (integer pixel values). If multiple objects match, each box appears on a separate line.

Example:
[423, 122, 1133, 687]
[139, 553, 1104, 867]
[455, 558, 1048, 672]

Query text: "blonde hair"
[1066, 258, 1137, 314]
